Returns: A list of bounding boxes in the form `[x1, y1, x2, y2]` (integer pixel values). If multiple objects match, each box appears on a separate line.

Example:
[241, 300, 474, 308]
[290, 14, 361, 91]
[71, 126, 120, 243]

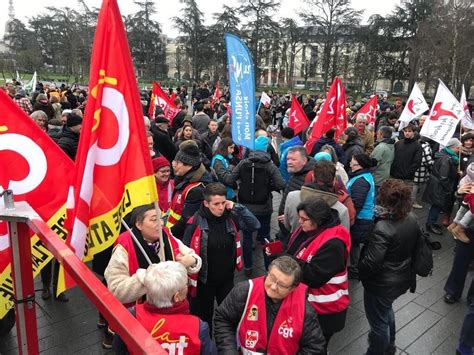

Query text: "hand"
[176, 253, 196, 268]
[225, 200, 234, 210]
[277, 214, 285, 223]
[458, 184, 471, 194]
[265, 246, 272, 257]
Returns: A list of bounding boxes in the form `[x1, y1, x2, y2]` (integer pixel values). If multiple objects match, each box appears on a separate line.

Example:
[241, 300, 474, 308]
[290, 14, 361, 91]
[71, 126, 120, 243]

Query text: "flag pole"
[458, 121, 463, 173]
[120, 219, 153, 266]
[153, 201, 166, 262]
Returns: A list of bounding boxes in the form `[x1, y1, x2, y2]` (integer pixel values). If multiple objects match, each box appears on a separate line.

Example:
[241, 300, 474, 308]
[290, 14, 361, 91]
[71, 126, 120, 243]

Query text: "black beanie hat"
[353, 153, 377, 169]
[66, 113, 83, 127]
[175, 140, 201, 168]
[281, 127, 295, 139]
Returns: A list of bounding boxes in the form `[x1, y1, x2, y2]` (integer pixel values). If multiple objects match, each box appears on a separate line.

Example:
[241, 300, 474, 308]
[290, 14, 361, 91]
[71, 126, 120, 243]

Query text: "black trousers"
[40, 259, 60, 292]
[190, 278, 234, 335]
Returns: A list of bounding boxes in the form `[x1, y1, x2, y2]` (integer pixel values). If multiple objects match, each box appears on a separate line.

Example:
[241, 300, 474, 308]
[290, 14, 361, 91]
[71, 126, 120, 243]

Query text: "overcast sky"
[0, 0, 399, 39]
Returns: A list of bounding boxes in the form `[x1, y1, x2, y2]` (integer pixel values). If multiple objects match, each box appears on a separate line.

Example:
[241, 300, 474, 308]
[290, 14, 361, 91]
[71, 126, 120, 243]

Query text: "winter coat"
[57, 126, 79, 161]
[359, 128, 374, 155]
[310, 136, 346, 166]
[371, 138, 395, 186]
[192, 112, 211, 135]
[358, 213, 419, 299]
[214, 280, 326, 355]
[151, 125, 177, 163]
[284, 185, 350, 232]
[413, 141, 434, 184]
[279, 136, 304, 182]
[422, 149, 459, 208]
[33, 101, 55, 121]
[201, 131, 219, 160]
[278, 159, 316, 215]
[390, 137, 423, 180]
[343, 138, 364, 172]
[221, 151, 286, 216]
[47, 126, 63, 143]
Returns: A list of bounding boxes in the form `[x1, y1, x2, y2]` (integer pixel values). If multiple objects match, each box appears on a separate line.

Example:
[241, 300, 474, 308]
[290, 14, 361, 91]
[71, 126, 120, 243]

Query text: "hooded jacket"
[279, 136, 304, 182]
[343, 138, 364, 172]
[284, 184, 350, 232]
[222, 151, 286, 216]
[390, 137, 422, 180]
[371, 138, 395, 186]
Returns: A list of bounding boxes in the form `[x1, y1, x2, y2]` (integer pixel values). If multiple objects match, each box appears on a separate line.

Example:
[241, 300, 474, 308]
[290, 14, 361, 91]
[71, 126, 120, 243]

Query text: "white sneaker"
[412, 203, 423, 209]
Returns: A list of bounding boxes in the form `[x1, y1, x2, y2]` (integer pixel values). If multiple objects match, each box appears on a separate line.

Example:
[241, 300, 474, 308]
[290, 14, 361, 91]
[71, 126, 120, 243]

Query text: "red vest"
[237, 276, 306, 355]
[187, 216, 243, 297]
[157, 179, 174, 213]
[136, 303, 201, 354]
[166, 182, 203, 228]
[293, 225, 351, 314]
[115, 228, 180, 276]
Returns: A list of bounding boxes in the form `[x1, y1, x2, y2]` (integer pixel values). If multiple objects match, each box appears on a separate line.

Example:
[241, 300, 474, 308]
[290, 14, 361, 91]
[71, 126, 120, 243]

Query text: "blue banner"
[225, 33, 256, 151]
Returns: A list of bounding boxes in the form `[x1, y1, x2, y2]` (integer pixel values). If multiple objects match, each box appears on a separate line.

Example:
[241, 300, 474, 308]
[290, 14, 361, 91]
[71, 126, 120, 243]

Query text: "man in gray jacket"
[285, 160, 350, 232]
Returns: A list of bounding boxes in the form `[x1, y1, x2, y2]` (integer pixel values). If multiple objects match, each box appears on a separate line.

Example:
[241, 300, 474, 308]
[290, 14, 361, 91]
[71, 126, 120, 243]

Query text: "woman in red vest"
[113, 261, 216, 354]
[152, 156, 174, 213]
[283, 197, 351, 353]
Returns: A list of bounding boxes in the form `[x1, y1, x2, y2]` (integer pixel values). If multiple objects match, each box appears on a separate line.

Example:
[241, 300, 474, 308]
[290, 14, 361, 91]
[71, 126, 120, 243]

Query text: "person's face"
[350, 157, 361, 173]
[287, 151, 307, 173]
[35, 116, 46, 129]
[356, 119, 367, 131]
[172, 160, 192, 176]
[395, 99, 402, 107]
[203, 194, 226, 217]
[208, 121, 218, 134]
[136, 209, 160, 242]
[155, 166, 171, 184]
[388, 117, 397, 126]
[227, 144, 235, 156]
[157, 122, 168, 131]
[419, 116, 426, 127]
[464, 139, 473, 149]
[183, 126, 193, 139]
[264, 267, 295, 301]
[298, 210, 317, 232]
[70, 124, 82, 134]
[147, 136, 154, 151]
[403, 128, 414, 139]
[451, 145, 461, 154]
[376, 130, 384, 141]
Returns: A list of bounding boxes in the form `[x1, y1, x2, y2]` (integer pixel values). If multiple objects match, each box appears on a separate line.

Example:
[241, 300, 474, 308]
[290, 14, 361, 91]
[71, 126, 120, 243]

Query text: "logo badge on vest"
[247, 304, 258, 321]
[245, 330, 259, 348]
[278, 320, 294, 338]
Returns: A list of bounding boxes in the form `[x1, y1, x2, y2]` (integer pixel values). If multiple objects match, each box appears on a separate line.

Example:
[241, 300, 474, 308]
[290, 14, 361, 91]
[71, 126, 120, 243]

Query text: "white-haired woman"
[113, 262, 216, 354]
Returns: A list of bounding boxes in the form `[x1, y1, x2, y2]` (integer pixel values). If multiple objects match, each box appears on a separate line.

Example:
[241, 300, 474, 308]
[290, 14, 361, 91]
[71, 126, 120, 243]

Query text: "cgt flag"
[225, 33, 256, 151]
[288, 96, 310, 135]
[152, 81, 179, 124]
[420, 80, 465, 146]
[354, 96, 378, 125]
[212, 81, 222, 107]
[398, 83, 429, 131]
[306, 77, 346, 153]
[0, 89, 73, 319]
[58, 0, 158, 294]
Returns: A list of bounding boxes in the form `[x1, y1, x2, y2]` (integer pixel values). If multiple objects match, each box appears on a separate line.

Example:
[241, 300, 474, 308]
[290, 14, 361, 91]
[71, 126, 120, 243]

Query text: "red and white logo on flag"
[288, 96, 310, 135]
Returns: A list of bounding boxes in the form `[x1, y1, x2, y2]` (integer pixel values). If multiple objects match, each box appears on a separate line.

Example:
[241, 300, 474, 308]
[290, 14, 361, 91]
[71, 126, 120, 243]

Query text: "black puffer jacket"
[390, 137, 422, 180]
[214, 280, 326, 355]
[358, 213, 419, 299]
[57, 126, 79, 161]
[422, 149, 458, 208]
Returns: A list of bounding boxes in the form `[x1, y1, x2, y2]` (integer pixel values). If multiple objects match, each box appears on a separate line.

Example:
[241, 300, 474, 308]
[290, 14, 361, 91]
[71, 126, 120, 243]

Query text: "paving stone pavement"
[0, 193, 472, 354]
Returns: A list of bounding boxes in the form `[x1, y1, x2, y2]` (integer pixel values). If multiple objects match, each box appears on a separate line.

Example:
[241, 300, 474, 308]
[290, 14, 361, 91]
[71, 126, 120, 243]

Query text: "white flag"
[260, 91, 272, 108]
[398, 82, 429, 131]
[460, 85, 473, 129]
[420, 80, 465, 146]
[23, 71, 37, 94]
[15, 70, 21, 83]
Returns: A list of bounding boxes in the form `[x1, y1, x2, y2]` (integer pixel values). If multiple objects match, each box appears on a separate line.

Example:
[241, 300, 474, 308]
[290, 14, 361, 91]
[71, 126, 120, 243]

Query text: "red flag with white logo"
[213, 81, 222, 106]
[58, 0, 158, 293]
[306, 77, 346, 153]
[420, 80, 465, 146]
[398, 83, 429, 131]
[288, 96, 310, 134]
[0, 89, 73, 318]
[354, 96, 378, 125]
[152, 81, 179, 124]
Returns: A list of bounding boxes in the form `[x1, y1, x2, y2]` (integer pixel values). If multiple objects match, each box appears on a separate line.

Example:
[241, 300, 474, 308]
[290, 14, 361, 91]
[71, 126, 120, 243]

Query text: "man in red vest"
[214, 256, 325, 354]
[112, 261, 216, 354]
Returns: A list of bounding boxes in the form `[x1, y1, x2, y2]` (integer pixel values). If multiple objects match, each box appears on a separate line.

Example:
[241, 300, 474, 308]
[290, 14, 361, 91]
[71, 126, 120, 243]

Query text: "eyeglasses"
[266, 273, 293, 291]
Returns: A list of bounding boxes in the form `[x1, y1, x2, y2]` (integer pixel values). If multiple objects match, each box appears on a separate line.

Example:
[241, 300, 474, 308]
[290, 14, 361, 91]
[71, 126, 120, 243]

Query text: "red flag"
[0, 90, 73, 318]
[354, 96, 378, 125]
[212, 81, 221, 106]
[288, 96, 310, 134]
[306, 77, 346, 153]
[169, 90, 177, 103]
[59, 0, 158, 293]
[148, 90, 156, 119]
[152, 81, 179, 124]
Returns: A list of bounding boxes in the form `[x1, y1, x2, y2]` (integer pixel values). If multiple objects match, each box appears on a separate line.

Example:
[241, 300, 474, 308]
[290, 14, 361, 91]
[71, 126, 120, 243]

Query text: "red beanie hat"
[152, 156, 170, 172]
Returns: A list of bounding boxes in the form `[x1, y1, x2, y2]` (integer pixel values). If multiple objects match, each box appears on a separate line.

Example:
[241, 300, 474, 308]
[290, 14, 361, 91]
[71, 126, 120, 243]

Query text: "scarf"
[131, 226, 174, 269]
[444, 147, 459, 164]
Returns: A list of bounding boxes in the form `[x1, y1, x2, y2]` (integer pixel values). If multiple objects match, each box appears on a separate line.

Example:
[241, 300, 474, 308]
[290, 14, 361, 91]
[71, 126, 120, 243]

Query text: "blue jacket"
[347, 170, 375, 220]
[279, 136, 304, 182]
[211, 154, 235, 199]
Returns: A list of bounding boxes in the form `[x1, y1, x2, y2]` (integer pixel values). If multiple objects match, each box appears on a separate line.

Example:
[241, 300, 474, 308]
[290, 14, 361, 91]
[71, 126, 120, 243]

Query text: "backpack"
[238, 161, 271, 204]
[412, 229, 434, 277]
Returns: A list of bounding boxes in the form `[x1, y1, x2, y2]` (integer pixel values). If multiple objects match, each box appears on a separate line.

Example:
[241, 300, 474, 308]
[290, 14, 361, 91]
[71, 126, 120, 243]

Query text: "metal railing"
[0, 201, 165, 355]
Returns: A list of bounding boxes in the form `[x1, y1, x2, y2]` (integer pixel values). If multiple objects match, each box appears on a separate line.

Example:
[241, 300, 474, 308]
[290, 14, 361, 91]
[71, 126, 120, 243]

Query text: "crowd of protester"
[3, 78, 474, 355]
